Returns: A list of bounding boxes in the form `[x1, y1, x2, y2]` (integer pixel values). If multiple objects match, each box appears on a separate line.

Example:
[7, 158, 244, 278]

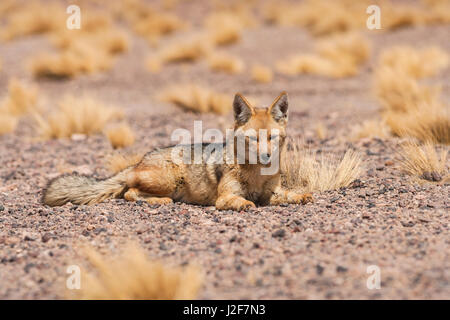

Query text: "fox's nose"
[260, 153, 271, 162]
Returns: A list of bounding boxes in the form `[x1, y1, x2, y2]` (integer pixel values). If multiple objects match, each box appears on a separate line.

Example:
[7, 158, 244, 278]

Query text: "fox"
[43, 92, 313, 211]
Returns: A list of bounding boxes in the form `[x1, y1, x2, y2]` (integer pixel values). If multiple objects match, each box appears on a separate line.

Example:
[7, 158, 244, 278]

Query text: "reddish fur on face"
[234, 92, 287, 163]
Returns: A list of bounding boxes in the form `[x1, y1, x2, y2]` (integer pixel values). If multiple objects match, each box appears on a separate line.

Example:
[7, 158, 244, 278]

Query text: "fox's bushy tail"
[43, 168, 131, 206]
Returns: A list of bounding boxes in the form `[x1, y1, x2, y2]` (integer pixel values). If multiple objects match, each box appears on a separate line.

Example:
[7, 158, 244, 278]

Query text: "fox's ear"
[233, 93, 254, 125]
[269, 91, 288, 123]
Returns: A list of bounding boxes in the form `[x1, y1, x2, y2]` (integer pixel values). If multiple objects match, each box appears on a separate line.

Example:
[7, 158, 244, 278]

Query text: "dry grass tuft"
[398, 142, 448, 183]
[105, 123, 136, 149]
[251, 65, 273, 83]
[316, 33, 370, 66]
[0, 1, 65, 41]
[374, 67, 440, 113]
[146, 5, 255, 72]
[105, 152, 144, 174]
[423, 0, 450, 24]
[282, 142, 362, 192]
[34, 96, 124, 139]
[276, 33, 370, 78]
[146, 57, 162, 73]
[263, 0, 450, 36]
[379, 46, 449, 79]
[132, 12, 185, 45]
[159, 36, 212, 64]
[207, 53, 244, 74]
[352, 119, 390, 140]
[374, 52, 449, 144]
[384, 107, 450, 145]
[0, 113, 18, 135]
[70, 244, 203, 300]
[0, 0, 16, 18]
[0, 79, 39, 135]
[28, 10, 128, 79]
[204, 11, 246, 46]
[263, 0, 366, 37]
[381, 2, 424, 30]
[160, 84, 232, 114]
[115, 0, 185, 45]
[315, 123, 327, 140]
[51, 28, 129, 56]
[31, 48, 111, 79]
[0, 79, 38, 116]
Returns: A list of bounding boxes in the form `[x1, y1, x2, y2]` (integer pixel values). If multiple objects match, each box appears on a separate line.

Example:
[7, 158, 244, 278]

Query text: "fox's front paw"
[235, 199, 256, 211]
[291, 193, 313, 204]
[216, 196, 256, 211]
[146, 197, 173, 205]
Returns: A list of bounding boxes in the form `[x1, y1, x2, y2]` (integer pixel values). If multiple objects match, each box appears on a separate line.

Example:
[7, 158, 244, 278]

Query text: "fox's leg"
[124, 164, 179, 205]
[124, 188, 173, 205]
[269, 186, 313, 205]
[215, 175, 255, 211]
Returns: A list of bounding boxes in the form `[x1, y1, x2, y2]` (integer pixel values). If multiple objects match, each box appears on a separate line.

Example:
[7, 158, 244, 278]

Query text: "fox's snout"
[260, 152, 271, 163]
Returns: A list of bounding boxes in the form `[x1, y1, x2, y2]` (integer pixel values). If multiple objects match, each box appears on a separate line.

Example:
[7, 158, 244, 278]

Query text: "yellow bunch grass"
[379, 46, 449, 79]
[160, 84, 232, 114]
[105, 123, 136, 149]
[398, 141, 448, 182]
[282, 142, 362, 192]
[69, 244, 203, 300]
[34, 96, 124, 139]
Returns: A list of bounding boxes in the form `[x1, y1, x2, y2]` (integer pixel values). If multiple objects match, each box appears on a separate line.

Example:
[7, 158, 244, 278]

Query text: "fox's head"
[232, 92, 288, 166]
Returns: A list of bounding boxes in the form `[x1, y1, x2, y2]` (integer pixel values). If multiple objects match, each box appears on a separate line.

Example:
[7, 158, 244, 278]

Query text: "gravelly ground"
[0, 1, 449, 299]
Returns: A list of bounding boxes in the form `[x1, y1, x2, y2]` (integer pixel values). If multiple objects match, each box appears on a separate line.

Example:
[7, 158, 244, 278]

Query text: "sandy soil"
[0, 2, 449, 299]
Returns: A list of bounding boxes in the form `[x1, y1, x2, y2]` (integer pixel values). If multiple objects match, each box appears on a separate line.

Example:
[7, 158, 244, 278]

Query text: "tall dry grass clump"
[31, 45, 113, 79]
[0, 114, 18, 135]
[158, 36, 213, 64]
[105, 123, 136, 149]
[381, 2, 424, 30]
[69, 244, 203, 300]
[374, 67, 440, 113]
[263, 0, 367, 37]
[204, 10, 251, 46]
[251, 65, 273, 83]
[379, 46, 448, 79]
[0, 79, 38, 116]
[374, 48, 449, 144]
[384, 106, 450, 145]
[34, 96, 124, 139]
[381, 0, 450, 29]
[398, 141, 448, 183]
[28, 10, 128, 78]
[276, 33, 370, 78]
[0, 79, 39, 135]
[315, 123, 328, 140]
[146, 6, 254, 72]
[0, 1, 65, 40]
[113, 0, 185, 45]
[0, 0, 16, 18]
[352, 119, 391, 140]
[263, 0, 450, 36]
[422, 0, 450, 24]
[207, 53, 244, 74]
[160, 84, 232, 114]
[282, 142, 362, 192]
